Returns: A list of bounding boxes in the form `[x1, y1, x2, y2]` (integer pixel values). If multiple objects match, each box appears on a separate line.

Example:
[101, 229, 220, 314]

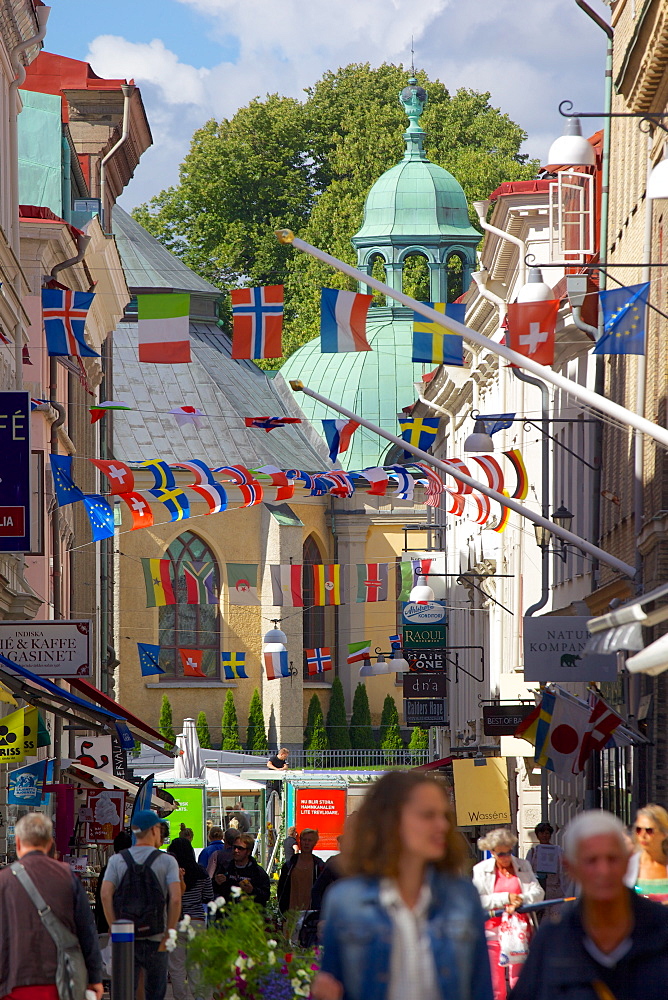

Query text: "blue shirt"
[198, 841, 224, 868]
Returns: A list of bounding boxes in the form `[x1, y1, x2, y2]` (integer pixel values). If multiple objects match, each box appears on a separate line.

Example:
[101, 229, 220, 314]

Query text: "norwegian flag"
[306, 647, 332, 675]
[245, 417, 301, 432]
[231, 286, 284, 359]
[89, 459, 135, 494]
[118, 492, 154, 530]
[578, 696, 623, 771]
[42, 288, 98, 357]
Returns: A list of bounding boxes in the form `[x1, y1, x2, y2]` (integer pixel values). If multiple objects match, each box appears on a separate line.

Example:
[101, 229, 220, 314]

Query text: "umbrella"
[173, 718, 203, 781]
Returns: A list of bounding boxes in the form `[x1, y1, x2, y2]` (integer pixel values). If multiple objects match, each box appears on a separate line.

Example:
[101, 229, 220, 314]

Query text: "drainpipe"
[61, 132, 72, 223]
[8, 5, 51, 388]
[100, 83, 135, 233]
[473, 200, 527, 289]
[50, 233, 91, 281]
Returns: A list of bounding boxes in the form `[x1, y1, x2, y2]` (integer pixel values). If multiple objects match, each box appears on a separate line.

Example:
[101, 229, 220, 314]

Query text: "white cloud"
[87, 0, 608, 207]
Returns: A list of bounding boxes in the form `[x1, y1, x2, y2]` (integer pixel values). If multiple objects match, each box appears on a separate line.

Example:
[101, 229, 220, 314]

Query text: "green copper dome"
[282, 78, 481, 470]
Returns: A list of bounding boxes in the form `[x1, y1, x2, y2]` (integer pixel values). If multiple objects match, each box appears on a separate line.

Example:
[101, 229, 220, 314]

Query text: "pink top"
[486, 868, 523, 929]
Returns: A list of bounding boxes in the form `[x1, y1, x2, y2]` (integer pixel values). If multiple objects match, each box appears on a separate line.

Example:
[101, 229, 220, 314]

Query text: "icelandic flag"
[306, 648, 332, 675]
[322, 418, 360, 462]
[412, 302, 465, 365]
[320, 288, 373, 353]
[264, 649, 290, 681]
[42, 288, 98, 357]
[231, 286, 283, 359]
[244, 417, 301, 432]
[138, 643, 164, 677]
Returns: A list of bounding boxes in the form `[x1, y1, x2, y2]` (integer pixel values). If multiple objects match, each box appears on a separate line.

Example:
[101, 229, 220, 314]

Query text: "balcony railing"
[246, 748, 431, 769]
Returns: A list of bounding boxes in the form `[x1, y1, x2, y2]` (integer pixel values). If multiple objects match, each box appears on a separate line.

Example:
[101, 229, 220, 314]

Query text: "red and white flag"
[179, 648, 207, 678]
[118, 492, 154, 530]
[90, 458, 135, 494]
[270, 565, 304, 607]
[578, 696, 623, 771]
[507, 300, 560, 365]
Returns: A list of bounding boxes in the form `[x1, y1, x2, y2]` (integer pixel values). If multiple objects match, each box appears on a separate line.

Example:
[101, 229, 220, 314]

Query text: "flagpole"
[289, 380, 636, 579]
[276, 230, 668, 452]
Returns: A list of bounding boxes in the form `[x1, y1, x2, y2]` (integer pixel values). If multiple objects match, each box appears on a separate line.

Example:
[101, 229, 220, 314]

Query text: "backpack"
[112, 849, 166, 938]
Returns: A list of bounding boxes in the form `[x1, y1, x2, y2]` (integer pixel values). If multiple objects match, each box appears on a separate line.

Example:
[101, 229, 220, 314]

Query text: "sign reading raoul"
[523, 616, 617, 683]
[0, 620, 90, 677]
[402, 625, 446, 648]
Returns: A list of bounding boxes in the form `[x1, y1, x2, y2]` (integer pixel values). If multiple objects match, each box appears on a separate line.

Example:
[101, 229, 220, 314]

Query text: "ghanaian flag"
[412, 302, 464, 365]
[312, 565, 343, 605]
[142, 558, 176, 607]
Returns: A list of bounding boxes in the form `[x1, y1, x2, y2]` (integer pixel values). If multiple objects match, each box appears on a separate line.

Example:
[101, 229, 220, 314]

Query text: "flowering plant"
[183, 892, 320, 1000]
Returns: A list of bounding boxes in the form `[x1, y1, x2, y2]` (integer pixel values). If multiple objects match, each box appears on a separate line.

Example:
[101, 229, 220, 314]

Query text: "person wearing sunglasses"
[213, 833, 270, 907]
[473, 829, 544, 999]
[624, 803, 668, 903]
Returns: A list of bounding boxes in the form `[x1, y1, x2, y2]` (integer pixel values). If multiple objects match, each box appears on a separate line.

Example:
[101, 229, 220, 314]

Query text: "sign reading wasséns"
[402, 625, 446, 649]
[405, 648, 446, 673]
[523, 616, 618, 683]
[0, 392, 31, 552]
[403, 672, 447, 699]
[404, 698, 447, 727]
[0, 620, 90, 677]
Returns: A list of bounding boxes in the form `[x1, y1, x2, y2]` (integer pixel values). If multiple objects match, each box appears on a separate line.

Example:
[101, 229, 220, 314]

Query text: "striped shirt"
[181, 874, 214, 920]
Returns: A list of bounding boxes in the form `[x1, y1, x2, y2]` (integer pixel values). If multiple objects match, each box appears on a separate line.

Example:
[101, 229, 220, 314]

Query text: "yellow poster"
[0, 706, 26, 762]
[452, 757, 511, 826]
[23, 707, 38, 757]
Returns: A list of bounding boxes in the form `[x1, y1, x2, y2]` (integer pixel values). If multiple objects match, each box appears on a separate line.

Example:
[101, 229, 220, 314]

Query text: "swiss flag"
[179, 648, 206, 678]
[506, 300, 560, 365]
[118, 492, 154, 530]
[90, 458, 135, 494]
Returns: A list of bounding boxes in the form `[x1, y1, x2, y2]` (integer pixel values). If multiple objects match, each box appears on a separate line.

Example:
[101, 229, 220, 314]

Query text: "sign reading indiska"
[0, 620, 90, 676]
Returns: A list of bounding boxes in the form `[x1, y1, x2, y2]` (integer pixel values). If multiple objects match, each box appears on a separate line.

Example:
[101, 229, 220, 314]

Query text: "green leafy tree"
[196, 710, 212, 749]
[326, 677, 351, 766]
[159, 694, 175, 745]
[349, 683, 375, 752]
[134, 63, 538, 363]
[305, 695, 329, 765]
[408, 726, 430, 756]
[221, 690, 243, 753]
[246, 689, 269, 754]
[380, 698, 405, 757]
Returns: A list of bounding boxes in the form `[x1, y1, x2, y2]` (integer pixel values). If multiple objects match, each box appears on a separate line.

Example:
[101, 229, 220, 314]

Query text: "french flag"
[320, 288, 373, 353]
[264, 649, 290, 681]
[322, 418, 360, 462]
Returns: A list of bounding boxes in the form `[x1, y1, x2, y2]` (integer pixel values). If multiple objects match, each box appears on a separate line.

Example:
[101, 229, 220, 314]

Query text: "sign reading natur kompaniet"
[0, 620, 90, 676]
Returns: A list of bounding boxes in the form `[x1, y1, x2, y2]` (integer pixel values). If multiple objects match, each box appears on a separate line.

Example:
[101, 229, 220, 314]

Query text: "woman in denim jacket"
[311, 771, 493, 1000]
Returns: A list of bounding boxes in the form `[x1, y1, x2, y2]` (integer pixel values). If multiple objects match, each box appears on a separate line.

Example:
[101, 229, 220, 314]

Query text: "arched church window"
[302, 535, 331, 679]
[158, 531, 220, 679]
[446, 252, 465, 302]
[402, 253, 430, 301]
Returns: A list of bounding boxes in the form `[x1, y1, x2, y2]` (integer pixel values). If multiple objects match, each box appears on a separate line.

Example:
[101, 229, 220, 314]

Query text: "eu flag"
[82, 494, 115, 541]
[49, 454, 85, 506]
[593, 282, 650, 355]
[138, 643, 164, 676]
[412, 302, 465, 365]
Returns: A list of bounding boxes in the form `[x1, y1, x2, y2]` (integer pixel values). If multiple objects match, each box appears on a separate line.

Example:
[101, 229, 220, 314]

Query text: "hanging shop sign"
[401, 601, 447, 625]
[523, 616, 617, 683]
[402, 625, 446, 648]
[0, 619, 90, 677]
[164, 785, 206, 849]
[482, 705, 535, 737]
[452, 757, 511, 826]
[86, 789, 126, 844]
[74, 736, 113, 775]
[403, 672, 447, 699]
[405, 648, 447, 672]
[404, 698, 447, 727]
[0, 391, 31, 552]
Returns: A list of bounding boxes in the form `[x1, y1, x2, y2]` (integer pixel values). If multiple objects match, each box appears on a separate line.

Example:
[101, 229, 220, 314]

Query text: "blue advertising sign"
[0, 392, 31, 552]
[8, 759, 53, 806]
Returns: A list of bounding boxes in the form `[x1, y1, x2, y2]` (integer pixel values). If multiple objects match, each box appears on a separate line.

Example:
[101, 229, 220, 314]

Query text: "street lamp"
[647, 154, 668, 200]
[463, 419, 495, 454]
[533, 504, 576, 560]
[547, 117, 596, 167]
[409, 575, 435, 603]
[374, 648, 410, 673]
[516, 267, 555, 303]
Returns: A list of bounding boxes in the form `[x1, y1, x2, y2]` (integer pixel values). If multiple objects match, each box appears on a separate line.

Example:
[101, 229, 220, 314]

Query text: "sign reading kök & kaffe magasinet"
[0, 620, 90, 677]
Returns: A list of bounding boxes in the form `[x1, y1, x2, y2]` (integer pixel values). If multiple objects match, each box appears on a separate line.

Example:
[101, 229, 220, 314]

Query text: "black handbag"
[11, 861, 89, 1000]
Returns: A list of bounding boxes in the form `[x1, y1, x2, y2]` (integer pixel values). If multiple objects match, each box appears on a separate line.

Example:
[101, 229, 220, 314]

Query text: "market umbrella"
[173, 718, 203, 780]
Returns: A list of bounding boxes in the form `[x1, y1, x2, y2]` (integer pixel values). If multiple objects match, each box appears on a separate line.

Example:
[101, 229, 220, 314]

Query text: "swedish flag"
[593, 282, 650, 356]
[222, 651, 248, 680]
[140, 459, 175, 488]
[149, 487, 190, 522]
[412, 302, 464, 365]
[398, 416, 440, 457]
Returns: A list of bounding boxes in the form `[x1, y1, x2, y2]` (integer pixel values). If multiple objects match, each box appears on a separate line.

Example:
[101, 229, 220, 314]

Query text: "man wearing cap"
[101, 811, 181, 1000]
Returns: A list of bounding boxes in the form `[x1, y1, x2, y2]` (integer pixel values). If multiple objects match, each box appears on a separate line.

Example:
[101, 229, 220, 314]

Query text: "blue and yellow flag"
[149, 487, 190, 522]
[222, 651, 248, 680]
[412, 302, 465, 365]
[398, 416, 440, 457]
[140, 459, 175, 488]
[593, 282, 650, 355]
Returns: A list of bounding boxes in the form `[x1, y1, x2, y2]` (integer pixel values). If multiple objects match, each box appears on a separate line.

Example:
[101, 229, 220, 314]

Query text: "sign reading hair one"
[523, 616, 617, 683]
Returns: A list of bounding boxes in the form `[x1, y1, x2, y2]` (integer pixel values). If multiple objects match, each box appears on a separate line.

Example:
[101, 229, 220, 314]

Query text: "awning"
[69, 678, 174, 755]
[66, 762, 173, 811]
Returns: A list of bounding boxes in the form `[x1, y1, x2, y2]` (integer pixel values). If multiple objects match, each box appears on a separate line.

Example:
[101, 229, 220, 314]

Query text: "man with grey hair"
[0, 812, 103, 1000]
[510, 809, 668, 999]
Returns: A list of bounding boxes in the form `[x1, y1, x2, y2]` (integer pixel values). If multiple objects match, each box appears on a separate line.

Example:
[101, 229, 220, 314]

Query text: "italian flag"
[347, 640, 371, 664]
[137, 293, 191, 363]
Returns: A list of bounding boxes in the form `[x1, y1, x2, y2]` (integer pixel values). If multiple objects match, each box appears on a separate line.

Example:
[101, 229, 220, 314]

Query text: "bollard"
[111, 920, 134, 1000]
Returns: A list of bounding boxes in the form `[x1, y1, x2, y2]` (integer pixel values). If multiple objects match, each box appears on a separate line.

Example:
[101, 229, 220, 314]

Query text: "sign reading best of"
[0, 620, 90, 677]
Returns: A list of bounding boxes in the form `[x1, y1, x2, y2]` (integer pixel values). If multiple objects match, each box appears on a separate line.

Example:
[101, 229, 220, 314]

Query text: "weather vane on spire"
[411, 35, 415, 76]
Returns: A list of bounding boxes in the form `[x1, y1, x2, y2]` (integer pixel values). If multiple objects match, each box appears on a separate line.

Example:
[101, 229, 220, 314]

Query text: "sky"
[43, 0, 608, 210]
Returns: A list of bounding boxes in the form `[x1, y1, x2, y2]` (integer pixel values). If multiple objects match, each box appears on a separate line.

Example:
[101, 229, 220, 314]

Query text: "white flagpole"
[276, 229, 668, 452]
[289, 379, 636, 580]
